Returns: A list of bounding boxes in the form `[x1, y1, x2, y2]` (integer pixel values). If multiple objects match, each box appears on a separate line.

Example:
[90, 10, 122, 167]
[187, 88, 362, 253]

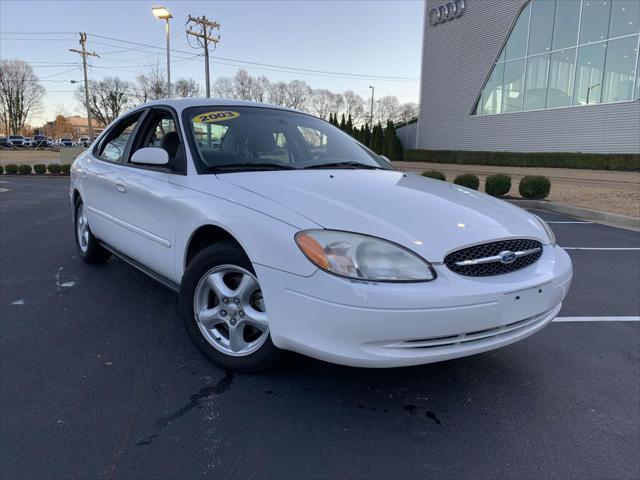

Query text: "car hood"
[219, 170, 548, 261]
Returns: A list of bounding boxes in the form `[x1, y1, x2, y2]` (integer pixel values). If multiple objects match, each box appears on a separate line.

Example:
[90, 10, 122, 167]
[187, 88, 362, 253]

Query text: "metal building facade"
[415, 0, 640, 153]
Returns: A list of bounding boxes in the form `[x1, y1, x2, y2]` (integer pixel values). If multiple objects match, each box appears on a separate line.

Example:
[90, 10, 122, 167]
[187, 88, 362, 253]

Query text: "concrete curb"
[508, 199, 640, 231]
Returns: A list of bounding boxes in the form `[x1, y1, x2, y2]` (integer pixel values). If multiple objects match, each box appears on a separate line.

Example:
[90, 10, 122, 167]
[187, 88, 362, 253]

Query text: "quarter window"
[474, 0, 640, 115]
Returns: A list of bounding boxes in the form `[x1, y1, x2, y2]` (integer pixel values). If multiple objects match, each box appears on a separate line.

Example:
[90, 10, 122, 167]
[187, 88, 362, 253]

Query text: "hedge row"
[1, 163, 70, 175]
[404, 150, 640, 171]
[421, 170, 551, 199]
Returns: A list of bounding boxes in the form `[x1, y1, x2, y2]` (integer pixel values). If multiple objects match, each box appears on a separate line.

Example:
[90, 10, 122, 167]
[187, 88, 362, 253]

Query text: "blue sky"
[0, 0, 424, 123]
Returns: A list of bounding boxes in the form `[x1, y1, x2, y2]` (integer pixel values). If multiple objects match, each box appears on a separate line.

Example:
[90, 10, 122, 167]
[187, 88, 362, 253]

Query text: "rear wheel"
[74, 197, 111, 264]
[180, 241, 282, 372]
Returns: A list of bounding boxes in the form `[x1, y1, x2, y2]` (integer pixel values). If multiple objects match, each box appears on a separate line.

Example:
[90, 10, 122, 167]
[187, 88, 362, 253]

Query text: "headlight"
[295, 230, 436, 282]
[534, 215, 556, 245]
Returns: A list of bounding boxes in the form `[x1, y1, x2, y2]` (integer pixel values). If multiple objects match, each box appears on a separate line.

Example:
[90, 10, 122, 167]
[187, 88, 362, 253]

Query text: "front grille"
[444, 239, 543, 277]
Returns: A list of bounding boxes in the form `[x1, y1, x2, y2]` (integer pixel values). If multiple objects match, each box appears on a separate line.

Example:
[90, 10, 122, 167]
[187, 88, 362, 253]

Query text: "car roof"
[130, 98, 302, 115]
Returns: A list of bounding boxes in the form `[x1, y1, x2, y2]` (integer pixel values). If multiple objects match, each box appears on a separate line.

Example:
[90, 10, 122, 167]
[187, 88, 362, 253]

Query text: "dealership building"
[413, 0, 640, 153]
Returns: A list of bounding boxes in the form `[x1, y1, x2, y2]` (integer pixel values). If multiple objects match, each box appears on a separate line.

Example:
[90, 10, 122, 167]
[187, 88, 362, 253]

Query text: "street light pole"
[152, 6, 173, 97]
[369, 85, 375, 126]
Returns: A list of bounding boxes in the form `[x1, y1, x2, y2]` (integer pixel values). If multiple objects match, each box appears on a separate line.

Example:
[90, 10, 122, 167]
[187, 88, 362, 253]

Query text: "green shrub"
[485, 173, 512, 197]
[47, 163, 61, 175]
[0, 165, 3, 174]
[403, 149, 640, 172]
[453, 173, 480, 190]
[519, 175, 551, 199]
[17, 164, 32, 175]
[5, 164, 18, 174]
[421, 170, 446, 181]
[60, 164, 71, 175]
[33, 163, 47, 174]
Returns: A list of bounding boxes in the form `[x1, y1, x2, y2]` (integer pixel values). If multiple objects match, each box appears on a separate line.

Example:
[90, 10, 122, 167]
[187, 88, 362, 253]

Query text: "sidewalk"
[395, 161, 640, 218]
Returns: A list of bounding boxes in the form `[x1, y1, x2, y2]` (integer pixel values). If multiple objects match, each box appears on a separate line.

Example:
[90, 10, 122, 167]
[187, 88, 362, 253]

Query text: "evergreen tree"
[328, 113, 334, 125]
[346, 114, 353, 135]
[339, 113, 346, 131]
[372, 122, 384, 154]
[363, 124, 371, 148]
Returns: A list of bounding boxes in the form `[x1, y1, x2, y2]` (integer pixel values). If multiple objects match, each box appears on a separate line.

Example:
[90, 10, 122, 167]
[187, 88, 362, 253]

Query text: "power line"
[186, 14, 221, 97]
[69, 33, 99, 139]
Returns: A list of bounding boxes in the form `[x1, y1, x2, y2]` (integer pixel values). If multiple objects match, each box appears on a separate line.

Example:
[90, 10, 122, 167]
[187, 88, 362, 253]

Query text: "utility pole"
[70, 32, 99, 140]
[369, 85, 375, 126]
[186, 15, 221, 98]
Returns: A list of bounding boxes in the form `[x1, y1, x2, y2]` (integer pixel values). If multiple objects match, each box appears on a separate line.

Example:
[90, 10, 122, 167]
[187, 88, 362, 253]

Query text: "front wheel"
[179, 242, 282, 372]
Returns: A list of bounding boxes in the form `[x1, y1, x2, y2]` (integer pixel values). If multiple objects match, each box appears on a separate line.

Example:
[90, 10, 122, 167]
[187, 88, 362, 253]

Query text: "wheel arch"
[184, 224, 247, 271]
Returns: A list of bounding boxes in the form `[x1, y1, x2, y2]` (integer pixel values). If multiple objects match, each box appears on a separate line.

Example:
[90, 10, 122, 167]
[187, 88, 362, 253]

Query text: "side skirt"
[100, 242, 180, 293]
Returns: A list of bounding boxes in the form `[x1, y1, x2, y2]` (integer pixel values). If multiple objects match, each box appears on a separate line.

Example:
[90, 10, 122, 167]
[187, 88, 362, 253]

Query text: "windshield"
[185, 106, 391, 173]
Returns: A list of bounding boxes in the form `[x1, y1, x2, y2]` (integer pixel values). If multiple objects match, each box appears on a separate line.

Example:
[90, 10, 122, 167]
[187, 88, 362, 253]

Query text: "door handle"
[115, 182, 126, 193]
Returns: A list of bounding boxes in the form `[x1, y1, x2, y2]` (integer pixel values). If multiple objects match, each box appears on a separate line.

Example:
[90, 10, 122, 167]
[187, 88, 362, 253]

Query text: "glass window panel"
[504, 3, 531, 60]
[524, 54, 551, 110]
[609, 0, 640, 38]
[529, 0, 556, 55]
[502, 59, 526, 112]
[602, 35, 639, 102]
[573, 42, 607, 105]
[480, 62, 505, 115]
[548, 48, 577, 108]
[552, 0, 581, 50]
[580, 0, 613, 44]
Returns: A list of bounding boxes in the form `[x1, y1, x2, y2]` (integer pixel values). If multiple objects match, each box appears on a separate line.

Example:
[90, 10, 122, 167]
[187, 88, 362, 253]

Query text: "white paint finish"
[416, 0, 640, 153]
[554, 317, 640, 322]
[71, 98, 575, 367]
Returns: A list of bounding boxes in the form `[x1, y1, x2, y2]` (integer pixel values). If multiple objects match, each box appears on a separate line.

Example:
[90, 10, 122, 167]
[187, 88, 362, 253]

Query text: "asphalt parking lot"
[1, 176, 639, 480]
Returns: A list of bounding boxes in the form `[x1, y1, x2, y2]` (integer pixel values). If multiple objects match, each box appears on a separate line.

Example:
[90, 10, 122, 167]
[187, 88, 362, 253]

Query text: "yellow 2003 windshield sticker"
[194, 111, 240, 123]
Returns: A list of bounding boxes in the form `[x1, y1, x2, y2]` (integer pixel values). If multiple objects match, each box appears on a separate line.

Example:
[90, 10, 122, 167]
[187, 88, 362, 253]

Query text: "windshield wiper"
[303, 161, 385, 170]
[204, 163, 297, 173]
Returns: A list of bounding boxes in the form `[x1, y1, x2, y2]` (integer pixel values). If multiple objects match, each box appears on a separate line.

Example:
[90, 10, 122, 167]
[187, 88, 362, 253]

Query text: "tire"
[180, 241, 282, 372]
[74, 197, 111, 264]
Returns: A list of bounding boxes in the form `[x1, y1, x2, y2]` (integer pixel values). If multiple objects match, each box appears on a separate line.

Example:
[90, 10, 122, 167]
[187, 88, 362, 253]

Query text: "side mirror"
[131, 147, 169, 165]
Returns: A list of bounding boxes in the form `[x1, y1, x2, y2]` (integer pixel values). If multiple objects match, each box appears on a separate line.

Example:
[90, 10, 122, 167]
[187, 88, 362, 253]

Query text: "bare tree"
[310, 89, 334, 119]
[0, 59, 45, 135]
[398, 102, 418, 123]
[133, 64, 167, 103]
[376, 95, 400, 123]
[213, 77, 235, 98]
[174, 78, 202, 98]
[233, 69, 253, 100]
[75, 76, 131, 127]
[342, 91, 365, 124]
[267, 81, 288, 105]
[285, 80, 311, 110]
[250, 75, 270, 103]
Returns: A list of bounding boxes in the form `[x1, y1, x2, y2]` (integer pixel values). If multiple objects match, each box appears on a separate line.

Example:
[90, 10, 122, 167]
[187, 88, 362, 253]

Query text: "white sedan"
[70, 99, 572, 371]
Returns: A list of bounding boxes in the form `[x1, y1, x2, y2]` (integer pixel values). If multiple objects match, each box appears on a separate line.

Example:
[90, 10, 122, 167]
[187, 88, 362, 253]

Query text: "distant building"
[414, 0, 640, 153]
[41, 115, 105, 139]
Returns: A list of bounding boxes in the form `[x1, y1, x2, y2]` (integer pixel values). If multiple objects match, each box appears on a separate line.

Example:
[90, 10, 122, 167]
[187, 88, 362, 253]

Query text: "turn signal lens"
[295, 230, 436, 282]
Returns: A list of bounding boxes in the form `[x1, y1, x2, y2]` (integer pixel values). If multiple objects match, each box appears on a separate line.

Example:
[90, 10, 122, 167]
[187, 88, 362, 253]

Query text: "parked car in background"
[70, 99, 572, 372]
[0, 137, 14, 148]
[23, 137, 34, 147]
[78, 136, 91, 147]
[32, 135, 49, 148]
[59, 138, 74, 147]
[8, 135, 26, 147]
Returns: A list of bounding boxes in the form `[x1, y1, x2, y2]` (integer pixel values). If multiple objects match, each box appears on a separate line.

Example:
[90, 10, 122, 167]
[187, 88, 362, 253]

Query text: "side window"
[97, 113, 142, 162]
[298, 126, 328, 159]
[145, 117, 177, 148]
[132, 110, 183, 167]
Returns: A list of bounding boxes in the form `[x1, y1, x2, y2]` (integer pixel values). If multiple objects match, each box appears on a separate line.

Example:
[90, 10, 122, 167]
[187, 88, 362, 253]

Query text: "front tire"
[180, 241, 282, 372]
[74, 197, 111, 264]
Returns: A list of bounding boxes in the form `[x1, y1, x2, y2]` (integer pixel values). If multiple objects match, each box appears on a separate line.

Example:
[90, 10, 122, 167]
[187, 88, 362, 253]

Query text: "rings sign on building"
[429, 0, 466, 26]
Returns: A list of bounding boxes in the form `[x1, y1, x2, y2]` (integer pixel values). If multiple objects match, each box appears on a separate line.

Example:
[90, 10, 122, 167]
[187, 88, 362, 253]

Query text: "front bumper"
[255, 245, 572, 367]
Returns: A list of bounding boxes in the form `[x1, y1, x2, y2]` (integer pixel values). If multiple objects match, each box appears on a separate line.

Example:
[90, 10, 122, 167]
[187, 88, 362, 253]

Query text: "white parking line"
[561, 247, 640, 251]
[546, 221, 592, 224]
[554, 316, 640, 322]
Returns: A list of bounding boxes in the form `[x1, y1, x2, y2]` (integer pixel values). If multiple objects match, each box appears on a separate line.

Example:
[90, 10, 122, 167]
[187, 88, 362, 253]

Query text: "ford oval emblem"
[499, 251, 517, 264]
